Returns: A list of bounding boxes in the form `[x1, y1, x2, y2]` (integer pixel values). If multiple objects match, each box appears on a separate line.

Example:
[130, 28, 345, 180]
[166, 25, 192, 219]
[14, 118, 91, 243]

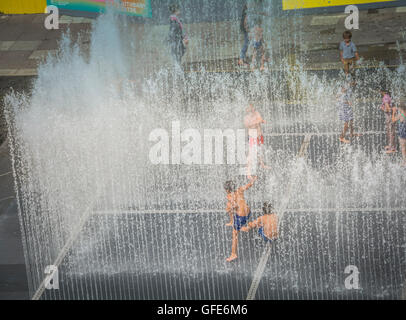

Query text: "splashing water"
[4, 4, 406, 300]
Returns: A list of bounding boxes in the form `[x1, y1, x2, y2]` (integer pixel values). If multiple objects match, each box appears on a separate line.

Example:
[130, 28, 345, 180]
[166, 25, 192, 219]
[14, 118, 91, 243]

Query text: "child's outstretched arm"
[239, 175, 257, 192]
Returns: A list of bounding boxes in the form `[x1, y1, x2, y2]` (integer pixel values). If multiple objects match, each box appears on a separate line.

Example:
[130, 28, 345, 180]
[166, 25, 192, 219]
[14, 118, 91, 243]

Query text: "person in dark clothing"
[168, 4, 188, 67]
[238, 3, 250, 67]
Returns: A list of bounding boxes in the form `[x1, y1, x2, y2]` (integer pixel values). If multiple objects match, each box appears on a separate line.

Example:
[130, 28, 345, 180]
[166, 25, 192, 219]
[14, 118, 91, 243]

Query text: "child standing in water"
[392, 99, 406, 166]
[244, 103, 268, 177]
[241, 201, 278, 242]
[380, 88, 396, 153]
[224, 176, 257, 262]
[251, 21, 267, 71]
[337, 83, 359, 143]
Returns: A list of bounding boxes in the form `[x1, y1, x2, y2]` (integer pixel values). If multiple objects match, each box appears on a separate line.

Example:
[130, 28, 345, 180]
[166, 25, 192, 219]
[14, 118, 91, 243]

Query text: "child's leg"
[385, 117, 391, 148]
[343, 60, 349, 74]
[226, 230, 238, 261]
[400, 138, 406, 165]
[239, 31, 249, 65]
[260, 49, 265, 70]
[341, 122, 349, 139]
[226, 211, 233, 226]
[251, 49, 257, 70]
[389, 121, 396, 150]
[349, 120, 354, 136]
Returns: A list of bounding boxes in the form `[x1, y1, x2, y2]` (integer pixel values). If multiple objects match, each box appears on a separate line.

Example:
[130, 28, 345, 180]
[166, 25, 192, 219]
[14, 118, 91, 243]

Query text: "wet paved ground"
[39, 201, 406, 299]
[34, 124, 405, 300]
[0, 141, 28, 300]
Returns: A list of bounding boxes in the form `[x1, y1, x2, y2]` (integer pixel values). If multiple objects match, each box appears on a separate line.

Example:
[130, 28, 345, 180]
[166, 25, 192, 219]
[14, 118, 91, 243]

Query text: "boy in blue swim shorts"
[241, 201, 278, 242]
[224, 176, 257, 262]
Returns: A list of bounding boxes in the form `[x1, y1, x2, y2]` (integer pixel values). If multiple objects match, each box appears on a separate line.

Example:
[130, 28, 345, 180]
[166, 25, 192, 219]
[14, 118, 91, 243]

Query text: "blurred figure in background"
[392, 98, 406, 166]
[379, 88, 396, 154]
[238, 3, 250, 67]
[168, 3, 189, 69]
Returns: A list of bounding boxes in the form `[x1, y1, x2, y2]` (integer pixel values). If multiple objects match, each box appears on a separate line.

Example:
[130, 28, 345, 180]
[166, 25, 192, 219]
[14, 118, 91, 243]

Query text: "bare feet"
[226, 221, 233, 227]
[226, 254, 237, 262]
[260, 65, 265, 71]
[238, 59, 249, 67]
[339, 137, 350, 144]
[385, 146, 390, 150]
[350, 133, 362, 138]
[385, 149, 397, 154]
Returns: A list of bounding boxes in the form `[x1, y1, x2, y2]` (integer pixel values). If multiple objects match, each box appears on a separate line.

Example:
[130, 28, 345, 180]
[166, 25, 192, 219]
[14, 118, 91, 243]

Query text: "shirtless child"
[224, 176, 257, 262]
[244, 103, 268, 177]
[241, 201, 278, 242]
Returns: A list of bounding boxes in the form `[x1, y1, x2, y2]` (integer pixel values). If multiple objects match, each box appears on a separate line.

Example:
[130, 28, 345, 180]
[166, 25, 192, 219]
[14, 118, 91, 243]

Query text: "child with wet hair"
[392, 98, 406, 166]
[241, 201, 278, 242]
[224, 176, 257, 262]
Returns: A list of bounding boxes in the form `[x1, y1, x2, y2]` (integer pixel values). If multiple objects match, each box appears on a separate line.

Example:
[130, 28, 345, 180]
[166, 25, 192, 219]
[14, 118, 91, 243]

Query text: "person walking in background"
[168, 3, 189, 68]
[238, 3, 250, 67]
[380, 88, 396, 154]
[339, 31, 359, 75]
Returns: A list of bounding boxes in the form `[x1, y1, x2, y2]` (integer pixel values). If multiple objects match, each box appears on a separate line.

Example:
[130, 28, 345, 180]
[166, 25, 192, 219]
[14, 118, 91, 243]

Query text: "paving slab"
[0, 41, 14, 51]
[9, 40, 41, 51]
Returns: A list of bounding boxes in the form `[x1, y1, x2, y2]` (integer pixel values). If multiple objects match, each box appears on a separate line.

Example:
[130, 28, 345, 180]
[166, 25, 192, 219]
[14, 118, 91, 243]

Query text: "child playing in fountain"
[337, 82, 360, 143]
[380, 88, 396, 154]
[244, 103, 268, 177]
[241, 201, 278, 242]
[251, 20, 268, 71]
[392, 98, 406, 166]
[339, 31, 359, 75]
[224, 176, 257, 262]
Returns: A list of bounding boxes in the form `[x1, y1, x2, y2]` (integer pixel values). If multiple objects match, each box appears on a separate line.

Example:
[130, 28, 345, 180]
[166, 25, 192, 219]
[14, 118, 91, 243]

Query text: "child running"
[392, 99, 406, 166]
[380, 88, 396, 153]
[241, 201, 278, 242]
[337, 83, 360, 143]
[224, 176, 257, 262]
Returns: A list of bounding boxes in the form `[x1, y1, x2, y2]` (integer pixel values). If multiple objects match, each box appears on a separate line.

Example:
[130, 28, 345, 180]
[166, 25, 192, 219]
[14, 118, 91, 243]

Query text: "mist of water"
[4, 4, 406, 299]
